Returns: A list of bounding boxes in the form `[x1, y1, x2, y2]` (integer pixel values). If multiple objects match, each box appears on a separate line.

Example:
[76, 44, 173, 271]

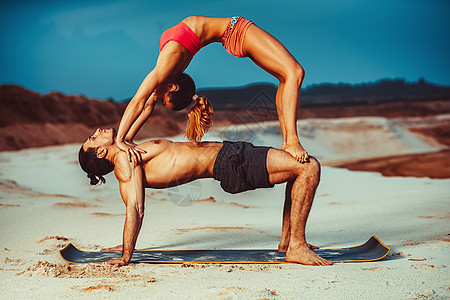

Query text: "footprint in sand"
[390, 252, 411, 257]
[361, 267, 390, 271]
[408, 256, 427, 261]
[412, 264, 442, 269]
[4, 257, 26, 265]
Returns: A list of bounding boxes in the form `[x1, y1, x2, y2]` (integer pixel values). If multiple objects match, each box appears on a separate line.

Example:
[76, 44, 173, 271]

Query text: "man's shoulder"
[113, 152, 134, 183]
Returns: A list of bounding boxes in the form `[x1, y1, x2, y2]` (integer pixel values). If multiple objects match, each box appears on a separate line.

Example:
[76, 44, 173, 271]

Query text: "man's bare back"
[131, 140, 222, 188]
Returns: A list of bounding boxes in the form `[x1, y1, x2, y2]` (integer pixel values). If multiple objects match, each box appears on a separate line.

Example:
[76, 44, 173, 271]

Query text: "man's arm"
[108, 158, 145, 266]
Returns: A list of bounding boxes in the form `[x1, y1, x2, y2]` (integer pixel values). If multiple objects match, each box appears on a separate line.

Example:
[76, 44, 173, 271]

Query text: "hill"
[198, 78, 450, 108]
[0, 85, 185, 150]
[1, 78, 449, 151]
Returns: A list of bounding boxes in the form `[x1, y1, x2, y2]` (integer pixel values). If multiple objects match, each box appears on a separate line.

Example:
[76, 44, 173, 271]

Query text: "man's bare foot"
[307, 243, 319, 250]
[101, 245, 123, 252]
[286, 245, 333, 266]
[278, 243, 289, 252]
[278, 243, 319, 252]
[281, 143, 309, 163]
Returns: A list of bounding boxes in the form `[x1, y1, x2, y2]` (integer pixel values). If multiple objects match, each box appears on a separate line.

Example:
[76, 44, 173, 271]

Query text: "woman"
[117, 16, 308, 163]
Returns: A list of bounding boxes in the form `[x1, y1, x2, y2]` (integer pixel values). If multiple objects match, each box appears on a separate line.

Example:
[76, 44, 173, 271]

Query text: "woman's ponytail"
[186, 95, 214, 143]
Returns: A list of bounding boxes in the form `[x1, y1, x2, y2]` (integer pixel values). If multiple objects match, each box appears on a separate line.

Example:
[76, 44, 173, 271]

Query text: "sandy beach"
[0, 117, 449, 299]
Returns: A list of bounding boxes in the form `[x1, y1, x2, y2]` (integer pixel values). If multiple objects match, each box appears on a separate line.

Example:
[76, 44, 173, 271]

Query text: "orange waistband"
[221, 16, 254, 58]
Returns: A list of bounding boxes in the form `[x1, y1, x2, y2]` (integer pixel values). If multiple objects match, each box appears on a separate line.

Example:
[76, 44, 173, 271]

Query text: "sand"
[0, 117, 449, 299]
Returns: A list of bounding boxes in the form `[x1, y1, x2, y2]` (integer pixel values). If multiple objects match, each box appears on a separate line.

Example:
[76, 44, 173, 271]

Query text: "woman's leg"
[243, 25, 308, 162]
[276, 81, 287, 145]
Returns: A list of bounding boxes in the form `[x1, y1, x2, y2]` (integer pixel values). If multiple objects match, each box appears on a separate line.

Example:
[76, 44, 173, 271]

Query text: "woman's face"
[162, 96, 175, 110]
[155, 83, 177, 110]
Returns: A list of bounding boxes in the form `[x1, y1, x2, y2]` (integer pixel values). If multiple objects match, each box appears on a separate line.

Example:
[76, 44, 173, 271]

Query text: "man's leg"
[266, 148, 332, 266]
[278, 181, 319, 252]
[278, 180, 292, 252]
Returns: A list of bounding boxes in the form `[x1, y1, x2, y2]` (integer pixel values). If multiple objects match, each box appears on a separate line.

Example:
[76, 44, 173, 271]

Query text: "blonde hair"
[186, 95, 214, 143]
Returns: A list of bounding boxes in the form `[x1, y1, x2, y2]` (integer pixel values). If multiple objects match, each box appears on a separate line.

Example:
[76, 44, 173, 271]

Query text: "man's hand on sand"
[107, 257, 129, 267]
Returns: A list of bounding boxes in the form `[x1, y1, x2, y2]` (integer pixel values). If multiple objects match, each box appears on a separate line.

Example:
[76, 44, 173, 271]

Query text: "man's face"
[83, 128, 116, 151]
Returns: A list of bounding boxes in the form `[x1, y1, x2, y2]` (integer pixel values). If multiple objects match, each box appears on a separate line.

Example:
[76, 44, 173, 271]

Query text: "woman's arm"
[124, 97, 156, 142]
[117, 51, 190, 160]
[117, 71, 160, 143]
[115, 70, 163, 163]
[116, 45, 192, 163]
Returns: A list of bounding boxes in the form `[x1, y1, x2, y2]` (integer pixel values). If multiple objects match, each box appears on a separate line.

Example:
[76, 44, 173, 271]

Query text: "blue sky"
[1, 0, 449, 100]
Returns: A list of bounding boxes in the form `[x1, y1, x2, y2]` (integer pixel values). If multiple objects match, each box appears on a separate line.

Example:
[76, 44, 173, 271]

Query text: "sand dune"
[0, 85, 185, 150]
[336, 149, 450, 179]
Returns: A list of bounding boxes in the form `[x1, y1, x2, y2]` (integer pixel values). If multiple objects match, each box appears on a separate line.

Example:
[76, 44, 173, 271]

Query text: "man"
[78, 128, 332, 266]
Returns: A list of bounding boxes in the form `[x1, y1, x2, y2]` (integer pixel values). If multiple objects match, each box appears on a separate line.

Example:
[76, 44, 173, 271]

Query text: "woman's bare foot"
[101, 244, 123, 252]
[286, 245, 333, 266]
[281, 143, 309, 163]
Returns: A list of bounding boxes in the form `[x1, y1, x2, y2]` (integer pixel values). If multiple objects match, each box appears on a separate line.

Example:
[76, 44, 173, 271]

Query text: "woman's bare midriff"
[182, 16, 231, 45]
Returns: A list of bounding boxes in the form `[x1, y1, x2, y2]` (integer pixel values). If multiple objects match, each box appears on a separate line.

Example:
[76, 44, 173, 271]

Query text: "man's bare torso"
[132, 140, 223, 189]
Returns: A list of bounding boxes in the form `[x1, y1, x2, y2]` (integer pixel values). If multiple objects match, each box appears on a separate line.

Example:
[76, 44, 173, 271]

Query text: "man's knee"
[295, 156, 320, 179]
[308, 157, 320, 174]
[306, 156, 320, 178]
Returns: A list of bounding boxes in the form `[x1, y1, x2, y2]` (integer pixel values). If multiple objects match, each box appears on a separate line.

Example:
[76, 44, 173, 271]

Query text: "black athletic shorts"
[212, 141, 274, 194]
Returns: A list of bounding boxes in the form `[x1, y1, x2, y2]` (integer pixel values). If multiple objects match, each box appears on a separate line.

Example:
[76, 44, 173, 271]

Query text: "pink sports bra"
[159, 22, 204, 56]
